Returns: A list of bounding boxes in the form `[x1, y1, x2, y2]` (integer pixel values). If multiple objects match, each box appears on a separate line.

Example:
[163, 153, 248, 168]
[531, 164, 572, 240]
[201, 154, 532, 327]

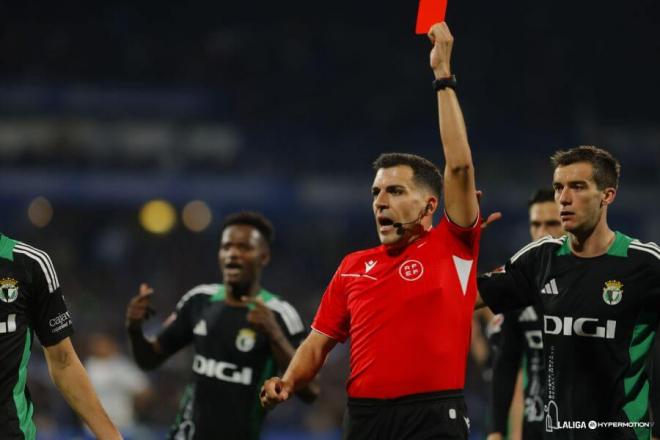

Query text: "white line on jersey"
[14, 244, 59, 293]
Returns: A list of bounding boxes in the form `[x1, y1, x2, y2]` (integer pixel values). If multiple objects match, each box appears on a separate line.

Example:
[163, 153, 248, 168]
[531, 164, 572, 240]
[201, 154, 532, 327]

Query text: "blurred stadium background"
[1, 1, 659, 438]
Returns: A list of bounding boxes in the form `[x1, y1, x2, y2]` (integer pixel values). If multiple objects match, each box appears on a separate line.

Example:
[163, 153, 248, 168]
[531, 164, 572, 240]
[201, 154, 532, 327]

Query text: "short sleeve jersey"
[157, 284, 305, 440]
[0, 234, 73, 440]
[479, 232, 660, 439]
[312, 215, 481, 398]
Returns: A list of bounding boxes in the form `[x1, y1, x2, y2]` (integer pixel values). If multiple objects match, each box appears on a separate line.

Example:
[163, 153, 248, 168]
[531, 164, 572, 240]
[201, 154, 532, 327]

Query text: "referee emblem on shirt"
[399, 260, 424, 281]
[602, 280, 623, 305]
[0, 278, 19, 303]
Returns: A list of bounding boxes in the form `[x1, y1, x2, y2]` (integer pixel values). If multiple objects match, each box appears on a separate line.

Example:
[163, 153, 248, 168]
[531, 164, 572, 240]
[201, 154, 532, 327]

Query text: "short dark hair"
[528, 188, 555, 207]
[372, 153, 443, 197]
[550, 146, 621, 190]
[221, 211, 275, 246]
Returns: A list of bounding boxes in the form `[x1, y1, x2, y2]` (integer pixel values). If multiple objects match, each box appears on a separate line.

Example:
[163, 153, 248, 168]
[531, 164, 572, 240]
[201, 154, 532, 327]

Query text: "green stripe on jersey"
[0, 234, 17, 261]
[556, 232, 633, 257]
[13, 330, 36, 440]
[623, 311, 657, 439]
[210, 285, 279, 309]
[607, 232, 633, 257]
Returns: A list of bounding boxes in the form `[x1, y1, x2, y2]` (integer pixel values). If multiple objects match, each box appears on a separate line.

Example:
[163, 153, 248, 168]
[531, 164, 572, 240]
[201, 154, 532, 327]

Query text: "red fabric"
[312, 215, 481, 398]
[416, 0, 448, 35]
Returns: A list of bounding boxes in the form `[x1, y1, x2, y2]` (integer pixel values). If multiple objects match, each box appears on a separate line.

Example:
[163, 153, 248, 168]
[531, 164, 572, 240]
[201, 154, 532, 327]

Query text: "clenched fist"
[260, 377, 294, 409]
[428, 22, 454, 79]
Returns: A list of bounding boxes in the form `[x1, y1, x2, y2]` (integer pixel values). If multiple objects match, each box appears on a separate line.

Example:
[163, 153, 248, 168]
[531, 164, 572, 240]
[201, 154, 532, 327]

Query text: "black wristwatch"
[432, 74, 457, 91]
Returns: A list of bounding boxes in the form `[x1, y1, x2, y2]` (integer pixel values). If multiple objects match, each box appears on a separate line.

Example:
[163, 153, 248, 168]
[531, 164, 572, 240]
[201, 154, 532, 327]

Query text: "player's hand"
[476, 190, 503, 230]
[126, 283, 156, 330]
[428, 22, 454, 79]
[260, 377, 294, 409]
[241, 296, 282, 340]
[486, 434, 504, 440]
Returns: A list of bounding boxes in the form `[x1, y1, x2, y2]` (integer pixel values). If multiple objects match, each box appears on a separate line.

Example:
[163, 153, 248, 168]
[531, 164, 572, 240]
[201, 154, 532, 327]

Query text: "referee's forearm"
[282, 333, 333, 391]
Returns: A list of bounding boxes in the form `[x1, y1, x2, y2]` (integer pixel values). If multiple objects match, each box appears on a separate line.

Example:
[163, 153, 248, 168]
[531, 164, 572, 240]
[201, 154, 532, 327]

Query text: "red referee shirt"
[312, 214, 481, 398]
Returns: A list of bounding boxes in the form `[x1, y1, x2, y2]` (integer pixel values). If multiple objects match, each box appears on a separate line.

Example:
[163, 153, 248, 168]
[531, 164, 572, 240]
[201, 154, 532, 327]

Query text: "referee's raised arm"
[429, 22, 479, 228]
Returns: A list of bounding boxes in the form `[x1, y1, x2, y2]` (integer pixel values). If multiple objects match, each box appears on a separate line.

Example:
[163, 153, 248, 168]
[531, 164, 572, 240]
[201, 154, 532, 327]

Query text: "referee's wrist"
[433, 74, 457, 92]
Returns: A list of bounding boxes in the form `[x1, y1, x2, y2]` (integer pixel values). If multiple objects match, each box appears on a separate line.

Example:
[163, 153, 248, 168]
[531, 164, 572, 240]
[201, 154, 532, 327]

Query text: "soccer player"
[125, 212, 317, 440]
[487, 189, 563, 440]
[261, 22, 481, 439]
[0, 233, 121, 439]
[478, 146, 660, 439]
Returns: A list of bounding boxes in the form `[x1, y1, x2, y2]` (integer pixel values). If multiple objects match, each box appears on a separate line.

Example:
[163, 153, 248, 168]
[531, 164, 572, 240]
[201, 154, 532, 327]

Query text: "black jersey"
[488, 306, 545, 440]
[158, 284, 305, 440]
[0, 234, 73, 440]
[479, 232, 660, 439]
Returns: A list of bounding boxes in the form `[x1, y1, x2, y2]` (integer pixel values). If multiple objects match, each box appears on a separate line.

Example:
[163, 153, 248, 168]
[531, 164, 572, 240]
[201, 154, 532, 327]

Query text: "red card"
[416, 0, 447, 34]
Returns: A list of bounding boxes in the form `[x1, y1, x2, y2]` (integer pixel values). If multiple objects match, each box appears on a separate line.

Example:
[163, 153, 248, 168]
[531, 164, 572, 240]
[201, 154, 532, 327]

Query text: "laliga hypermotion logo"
[0, 278, 19, 303]
[602, 280, 623, 305]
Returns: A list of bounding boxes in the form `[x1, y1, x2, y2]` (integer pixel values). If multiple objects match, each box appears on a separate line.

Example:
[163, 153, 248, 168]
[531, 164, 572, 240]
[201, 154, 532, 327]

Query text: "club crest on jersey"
[399, 260, 424, 281]
[602, 280, 623, 305]
[236, 328, 257, 352]
[0, 278, 19, 303]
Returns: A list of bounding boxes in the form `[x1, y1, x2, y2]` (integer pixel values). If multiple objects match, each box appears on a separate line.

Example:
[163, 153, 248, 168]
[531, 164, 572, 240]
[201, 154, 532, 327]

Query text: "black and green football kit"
[0, 234, 73, 440]
[488, 305, 545, 439]
[158, 284, 305, 440]
[479, 232, 660, 439]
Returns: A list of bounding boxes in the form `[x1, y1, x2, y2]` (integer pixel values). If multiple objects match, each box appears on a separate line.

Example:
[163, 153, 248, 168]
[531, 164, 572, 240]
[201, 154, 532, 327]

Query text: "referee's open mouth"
[377, 216, 395, 233]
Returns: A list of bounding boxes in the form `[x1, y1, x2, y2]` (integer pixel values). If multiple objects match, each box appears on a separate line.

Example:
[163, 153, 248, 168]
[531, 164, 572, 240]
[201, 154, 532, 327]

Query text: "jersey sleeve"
[157, 295, 196, 356]
[312, 258, 350, 343]
[478, 244, 540, 314]
[488, 311, 524, 435]
[441, 211, 482, 252]
[22, 248, 74, 347]
[267, 298, 307, 347]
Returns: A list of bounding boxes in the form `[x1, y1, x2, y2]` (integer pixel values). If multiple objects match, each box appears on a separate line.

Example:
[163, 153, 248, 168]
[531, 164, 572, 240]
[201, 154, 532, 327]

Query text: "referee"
[0, 233, 121, 439]
[261, 22, 481, 439]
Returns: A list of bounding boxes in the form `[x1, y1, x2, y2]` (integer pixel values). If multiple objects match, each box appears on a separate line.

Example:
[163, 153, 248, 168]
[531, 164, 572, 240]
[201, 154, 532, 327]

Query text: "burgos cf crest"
[236, 328, 257, 352]
[0, 278, 19, 303]
[602, 280, 623, 305]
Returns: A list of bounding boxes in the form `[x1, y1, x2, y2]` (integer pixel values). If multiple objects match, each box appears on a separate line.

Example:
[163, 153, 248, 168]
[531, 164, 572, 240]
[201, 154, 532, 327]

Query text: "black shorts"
[343, 390, 469, 440]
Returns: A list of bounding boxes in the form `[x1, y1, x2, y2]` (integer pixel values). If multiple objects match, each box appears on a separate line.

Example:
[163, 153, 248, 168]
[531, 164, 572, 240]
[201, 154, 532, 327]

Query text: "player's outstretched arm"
[125, 283, 169, 370]
[260, 330, 336, 409]
[429, 22, 479, 228]
[43, 337, 122, 440]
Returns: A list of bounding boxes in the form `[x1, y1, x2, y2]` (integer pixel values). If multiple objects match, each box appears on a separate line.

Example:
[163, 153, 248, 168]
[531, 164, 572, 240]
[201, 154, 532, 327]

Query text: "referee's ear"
[425, 196, 439, 216]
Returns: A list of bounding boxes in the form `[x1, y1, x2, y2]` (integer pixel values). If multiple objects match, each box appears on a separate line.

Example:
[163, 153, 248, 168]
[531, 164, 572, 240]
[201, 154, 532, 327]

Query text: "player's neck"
[224, 282, 261, 305]
[568, 219, 615, 258]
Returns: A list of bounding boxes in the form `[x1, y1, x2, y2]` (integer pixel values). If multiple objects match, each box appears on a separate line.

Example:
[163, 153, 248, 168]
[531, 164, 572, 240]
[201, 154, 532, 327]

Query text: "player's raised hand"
[260, 377, 294, 409]
[476, 190, 503, 230]
[428, 22, 454, 79]
[241, 296, 282, 339]
[125, 283, 156, 330]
